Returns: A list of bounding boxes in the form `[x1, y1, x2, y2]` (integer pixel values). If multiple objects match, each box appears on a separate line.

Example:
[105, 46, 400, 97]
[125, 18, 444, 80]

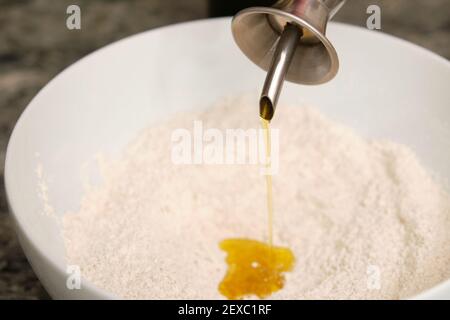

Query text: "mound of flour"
[63, 96, 450, 299]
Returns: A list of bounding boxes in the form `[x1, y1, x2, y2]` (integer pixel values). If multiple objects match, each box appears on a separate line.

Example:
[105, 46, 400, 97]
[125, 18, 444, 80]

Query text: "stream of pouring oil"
[261, 117, 273, 246]
[218, 100, 295, 300]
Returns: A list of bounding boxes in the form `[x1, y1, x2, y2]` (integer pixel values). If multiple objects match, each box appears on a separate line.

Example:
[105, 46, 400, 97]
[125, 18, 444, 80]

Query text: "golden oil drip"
[218, 103, 295, 300]
[261, 117, 274, 246]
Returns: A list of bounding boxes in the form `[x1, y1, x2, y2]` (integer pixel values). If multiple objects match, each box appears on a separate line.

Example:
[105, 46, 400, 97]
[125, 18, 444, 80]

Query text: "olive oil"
[261, 117, 273, 246]
[218, 238, 294, 300]
[218, 100, 295, 300]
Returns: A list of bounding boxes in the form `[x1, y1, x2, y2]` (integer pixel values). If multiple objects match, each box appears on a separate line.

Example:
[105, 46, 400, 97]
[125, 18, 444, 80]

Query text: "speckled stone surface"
[0, 0, 448, 299]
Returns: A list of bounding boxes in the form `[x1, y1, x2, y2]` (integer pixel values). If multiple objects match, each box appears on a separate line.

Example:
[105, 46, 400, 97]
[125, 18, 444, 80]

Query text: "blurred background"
[0, 0, 449, 299]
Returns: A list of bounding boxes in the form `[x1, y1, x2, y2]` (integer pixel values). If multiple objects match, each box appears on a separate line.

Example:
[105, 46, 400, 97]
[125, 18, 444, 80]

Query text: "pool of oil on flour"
[62, 95, 450, 299]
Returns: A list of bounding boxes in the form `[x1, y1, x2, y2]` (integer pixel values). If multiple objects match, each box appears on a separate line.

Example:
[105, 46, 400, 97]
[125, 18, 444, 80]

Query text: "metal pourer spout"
[260, 23, 302, 121]
[231, 0, 346, 120]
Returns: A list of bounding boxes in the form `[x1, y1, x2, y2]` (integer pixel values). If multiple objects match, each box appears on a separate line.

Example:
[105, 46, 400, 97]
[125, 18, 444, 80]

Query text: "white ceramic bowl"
[5, 18, 450, 299]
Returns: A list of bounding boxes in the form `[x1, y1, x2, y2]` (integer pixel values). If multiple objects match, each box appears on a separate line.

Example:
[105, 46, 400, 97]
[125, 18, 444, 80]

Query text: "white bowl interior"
[5, 18, 450, 299]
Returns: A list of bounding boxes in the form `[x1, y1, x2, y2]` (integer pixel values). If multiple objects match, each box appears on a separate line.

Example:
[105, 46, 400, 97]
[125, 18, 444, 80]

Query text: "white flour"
[63, 96, 450, 299]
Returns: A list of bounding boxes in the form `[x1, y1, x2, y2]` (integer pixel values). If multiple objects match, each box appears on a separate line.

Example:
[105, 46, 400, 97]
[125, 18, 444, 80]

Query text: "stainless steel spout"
[231, 0, 346, 120]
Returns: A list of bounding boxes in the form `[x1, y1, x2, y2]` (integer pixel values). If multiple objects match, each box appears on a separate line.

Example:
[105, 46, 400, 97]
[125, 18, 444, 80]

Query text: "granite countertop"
[0, 0, 449, 299]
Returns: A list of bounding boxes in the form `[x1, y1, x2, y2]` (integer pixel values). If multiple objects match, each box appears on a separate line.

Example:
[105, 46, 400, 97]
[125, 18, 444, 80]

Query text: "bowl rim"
[4, 17, 450, 299]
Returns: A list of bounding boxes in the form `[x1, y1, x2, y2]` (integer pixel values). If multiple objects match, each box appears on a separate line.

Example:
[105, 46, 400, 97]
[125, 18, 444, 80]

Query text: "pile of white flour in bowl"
[63, 95, 450, 299]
